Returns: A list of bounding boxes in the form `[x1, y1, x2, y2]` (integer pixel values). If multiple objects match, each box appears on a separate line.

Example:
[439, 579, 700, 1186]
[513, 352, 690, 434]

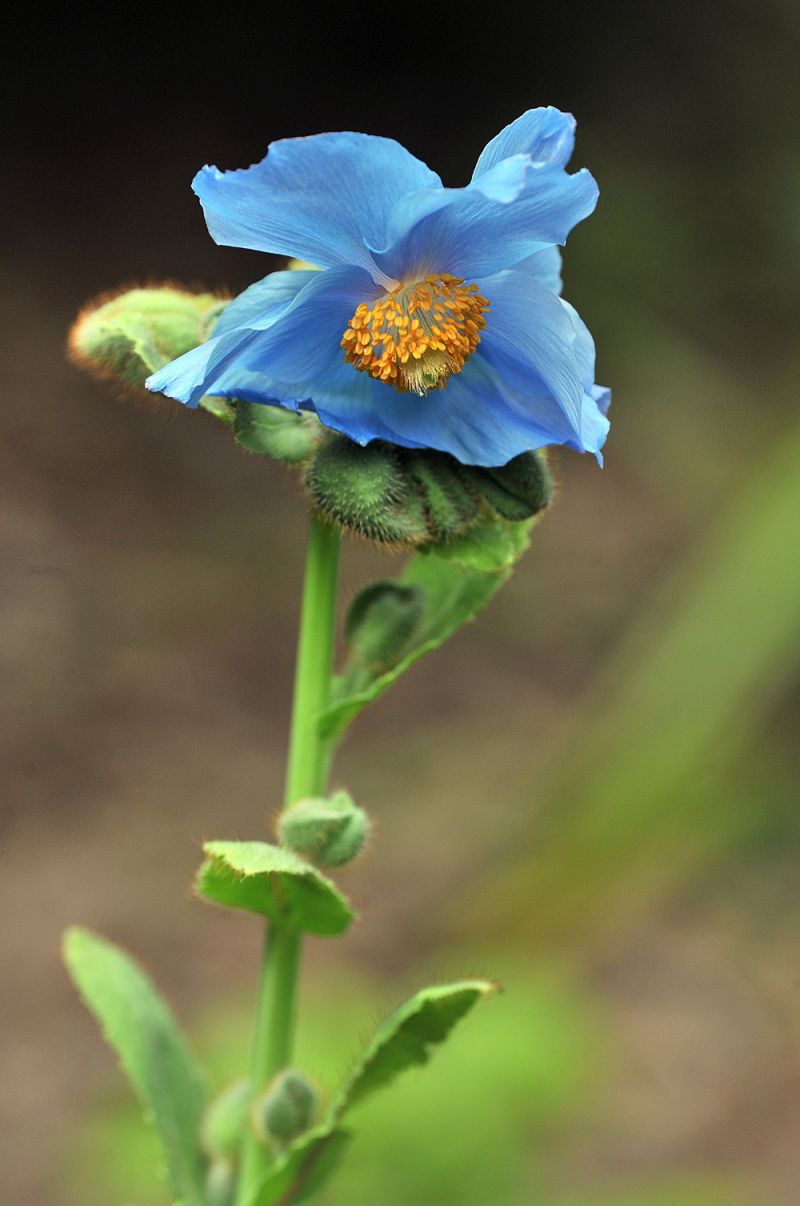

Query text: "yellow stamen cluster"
[341, 274, 489, 394]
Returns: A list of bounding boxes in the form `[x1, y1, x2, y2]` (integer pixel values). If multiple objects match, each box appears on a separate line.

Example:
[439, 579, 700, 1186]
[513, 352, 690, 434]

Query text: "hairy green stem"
[236, 511, 341, 1204]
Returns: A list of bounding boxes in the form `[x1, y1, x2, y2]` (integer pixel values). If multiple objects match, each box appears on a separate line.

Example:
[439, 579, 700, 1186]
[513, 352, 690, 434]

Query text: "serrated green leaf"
[245, 1126, 352, 1206]
[319, 516, 532, 741]
[234, 402, 324, 463]
[196, 841, 355, 936]
[331, 980, 498, 1115]
[62, 927, 208, 1206]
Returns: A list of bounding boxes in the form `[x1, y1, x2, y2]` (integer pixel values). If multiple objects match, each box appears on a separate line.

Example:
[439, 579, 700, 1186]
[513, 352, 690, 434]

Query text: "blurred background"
[4, 2, 800, 1202]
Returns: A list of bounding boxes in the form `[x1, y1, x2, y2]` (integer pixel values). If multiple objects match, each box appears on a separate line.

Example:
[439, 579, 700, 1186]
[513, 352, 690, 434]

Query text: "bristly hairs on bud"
[68, 283, 228, 403]
[252, 1068, 318, 1148]
[278, 790, 370, 868]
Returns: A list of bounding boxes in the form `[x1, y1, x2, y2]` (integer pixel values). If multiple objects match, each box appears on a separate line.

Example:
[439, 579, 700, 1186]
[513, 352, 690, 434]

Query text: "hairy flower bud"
[279, 791, 370, 868]
[253, 1068, 318, 1148]
[68, 285, 227, 402]
[304, 437, 429, 547]
[200, 1078, 251, 1159]
[233, 401, 325, 464]
[345, 581, 424, 673]
[465, 451, 553, 520]
[405, 452, 480, 541]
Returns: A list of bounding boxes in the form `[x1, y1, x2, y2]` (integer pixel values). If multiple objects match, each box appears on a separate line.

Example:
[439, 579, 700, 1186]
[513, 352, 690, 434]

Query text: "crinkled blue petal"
[558, 298, 611, 417]
[371, 154, 598, 282]
[146, 266, 379, 408]
[514, 245, 564, 295]
[193, 133, 441, 286]
[472, 107, 576, 178]
[474, 268, 609, 460]
[213, 270, 317, 336]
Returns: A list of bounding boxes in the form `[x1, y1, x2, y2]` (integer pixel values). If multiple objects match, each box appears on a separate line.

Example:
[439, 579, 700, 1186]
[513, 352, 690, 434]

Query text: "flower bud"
[253, 1068, 318, 1148]
[303, 437, 429, 547]
[68, 285, 226, 395]
[205, 1159, 236, 1206]
[233, 401, 325, 464]
[405, 451, 479, 541]
[200, 1078, 251, 1159]
[279, 791, 370, 868]
[345, 581, 424, 673]
[465, 451, 553, 520]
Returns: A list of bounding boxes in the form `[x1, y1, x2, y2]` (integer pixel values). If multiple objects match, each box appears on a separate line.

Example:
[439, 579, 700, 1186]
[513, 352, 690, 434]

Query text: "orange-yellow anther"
[341, 274, 489, 394]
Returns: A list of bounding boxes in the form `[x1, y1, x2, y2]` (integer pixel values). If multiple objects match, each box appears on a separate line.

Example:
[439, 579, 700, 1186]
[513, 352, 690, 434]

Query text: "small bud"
[253, 1068, 318, 1148]
[205, 1159, 236, 1206]
[405, 451, 480, 541]
[304, 437, 429, 547]
[465, 451, 553, 520]
[68, 285, 226, 395]
[201, 1078, 251, 1159]
[233, 401, 324, 464]
[279, 791, 370, 868]
[345, 581, 424, 673]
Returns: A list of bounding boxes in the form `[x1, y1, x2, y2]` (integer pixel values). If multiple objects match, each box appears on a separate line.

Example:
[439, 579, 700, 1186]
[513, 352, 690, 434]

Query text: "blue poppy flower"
[147, 108, 610, 467]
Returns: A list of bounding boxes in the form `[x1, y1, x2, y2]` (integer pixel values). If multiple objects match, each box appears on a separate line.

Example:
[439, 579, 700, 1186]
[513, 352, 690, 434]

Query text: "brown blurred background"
[4, 3, 800, 1203]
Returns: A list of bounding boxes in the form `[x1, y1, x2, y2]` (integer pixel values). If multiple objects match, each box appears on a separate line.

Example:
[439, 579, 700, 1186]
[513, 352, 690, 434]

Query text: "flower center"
[341, 274, 489, 395]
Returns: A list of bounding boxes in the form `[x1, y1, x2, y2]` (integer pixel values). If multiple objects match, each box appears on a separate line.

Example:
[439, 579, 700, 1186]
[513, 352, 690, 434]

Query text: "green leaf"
[331, 980, 498, 1115]
[62, 927, 208, 1206]
[234, 402, 324, 463]
[319, 516, 531, 741]
[246, 980, 494, 1204]
[196, 841, 355, 937]
[245, 1126, 353, 1206]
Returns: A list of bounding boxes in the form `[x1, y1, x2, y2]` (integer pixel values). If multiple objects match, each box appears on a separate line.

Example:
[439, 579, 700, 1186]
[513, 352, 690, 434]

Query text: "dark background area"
[4, 4, 800, 1203]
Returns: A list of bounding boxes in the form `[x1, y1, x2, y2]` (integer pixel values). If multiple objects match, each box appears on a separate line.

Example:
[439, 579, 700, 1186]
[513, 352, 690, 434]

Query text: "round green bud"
[404, 451, 480, 541]
[200, 1078, 251, 1159]
[253, 1068, 318, 1148]
[304, 437, 429, 547]
[345, 581, 425, 673]
[279, 791, 370, 868]
[205, 1159, 236, 1206]
[68, 285, 226, 396]
[233, 401, 325, 464]
[465, 451, 553, 521]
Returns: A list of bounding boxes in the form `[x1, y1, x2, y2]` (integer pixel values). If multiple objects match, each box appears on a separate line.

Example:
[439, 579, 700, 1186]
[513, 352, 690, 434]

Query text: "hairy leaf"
[246, 1126, 352, 1206]
[62, 927, 208, 1206]
[196, 841, 355, 936]
[247, 980, 495, 1204]
[331, 980, 498, 1115]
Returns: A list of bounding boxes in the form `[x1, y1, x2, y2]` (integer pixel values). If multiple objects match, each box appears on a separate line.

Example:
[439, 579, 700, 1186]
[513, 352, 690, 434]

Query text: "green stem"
[236, 511, 341, 1204]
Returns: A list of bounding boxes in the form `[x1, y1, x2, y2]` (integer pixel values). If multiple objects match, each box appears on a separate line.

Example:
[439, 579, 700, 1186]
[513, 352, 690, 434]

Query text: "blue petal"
[472, 107, 577, 178]
[514, 245, 564, 295]
[371, 154, 598, 282]
[146, 266, 378, 408]
[193, 133, 441, 286]
[311, 352, 588, 466]
[213, 270, 317, 336]
[559, 298, 612, 416]
[475, 268, 609, 458]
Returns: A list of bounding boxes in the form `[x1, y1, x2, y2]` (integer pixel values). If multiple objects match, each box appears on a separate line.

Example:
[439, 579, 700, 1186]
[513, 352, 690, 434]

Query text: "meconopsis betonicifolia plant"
[65, 106, 610, 1206]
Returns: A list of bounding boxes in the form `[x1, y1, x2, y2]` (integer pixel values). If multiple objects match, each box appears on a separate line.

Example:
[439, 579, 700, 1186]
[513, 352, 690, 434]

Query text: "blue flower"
[147, 108, 610, 467]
